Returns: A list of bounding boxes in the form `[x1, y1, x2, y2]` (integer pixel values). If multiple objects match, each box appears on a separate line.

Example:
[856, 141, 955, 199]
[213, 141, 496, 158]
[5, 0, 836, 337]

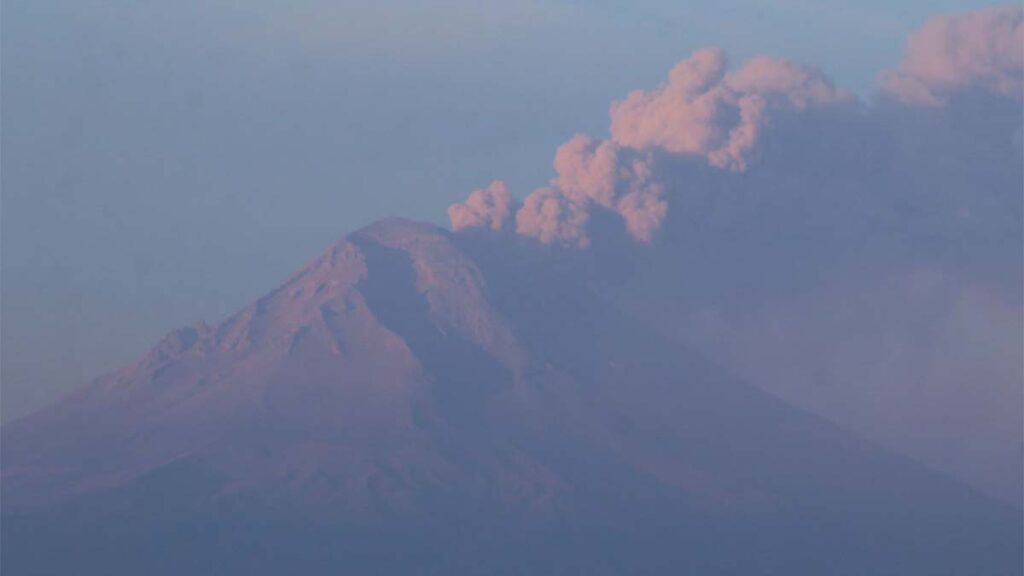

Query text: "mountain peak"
[354, 216, 447, 243]
[3, 217, 1020, 575]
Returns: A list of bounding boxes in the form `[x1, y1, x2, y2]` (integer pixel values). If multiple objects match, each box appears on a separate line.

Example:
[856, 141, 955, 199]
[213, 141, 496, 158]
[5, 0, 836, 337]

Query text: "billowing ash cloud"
[448, 180, 514, 232]
[514, 136, 664, 246]
[450, 47, 850, 246]
[610, 48, 851, 170]
[447, 6, 1023, 505]
[450, 47, 848, 246]
[448, 5, 1023, 249]
[880, 4, 1023, 106]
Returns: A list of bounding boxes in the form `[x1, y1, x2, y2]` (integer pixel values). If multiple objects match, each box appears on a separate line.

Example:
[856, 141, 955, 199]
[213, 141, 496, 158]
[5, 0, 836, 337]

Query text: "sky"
[0, 0, 1010, 422]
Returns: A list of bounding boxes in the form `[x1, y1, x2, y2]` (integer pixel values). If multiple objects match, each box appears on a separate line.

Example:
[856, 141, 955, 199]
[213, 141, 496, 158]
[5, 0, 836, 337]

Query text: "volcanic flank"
[2, 218, 1020, 575]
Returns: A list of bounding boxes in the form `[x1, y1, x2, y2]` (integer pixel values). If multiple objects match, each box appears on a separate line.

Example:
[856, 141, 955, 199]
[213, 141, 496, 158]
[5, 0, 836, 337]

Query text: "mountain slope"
[2, 219, 1020, 575]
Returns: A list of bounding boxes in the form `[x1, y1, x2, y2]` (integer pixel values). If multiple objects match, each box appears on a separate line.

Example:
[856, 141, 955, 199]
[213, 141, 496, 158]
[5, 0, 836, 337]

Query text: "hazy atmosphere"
[2, 0, 1006, 422]
[2, 2, 1021, 575]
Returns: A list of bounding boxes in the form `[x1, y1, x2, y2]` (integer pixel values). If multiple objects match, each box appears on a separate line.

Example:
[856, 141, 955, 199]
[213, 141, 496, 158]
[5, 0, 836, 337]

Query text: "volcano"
[2, 219, 1020, 575]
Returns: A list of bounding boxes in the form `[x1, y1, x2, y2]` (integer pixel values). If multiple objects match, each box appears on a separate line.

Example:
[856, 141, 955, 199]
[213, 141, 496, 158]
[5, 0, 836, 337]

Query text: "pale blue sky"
[0, 0, 1003, 420]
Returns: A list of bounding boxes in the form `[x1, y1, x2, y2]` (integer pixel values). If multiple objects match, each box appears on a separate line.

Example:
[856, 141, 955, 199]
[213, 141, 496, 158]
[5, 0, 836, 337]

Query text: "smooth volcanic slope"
[2, 219, 1021, 575]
